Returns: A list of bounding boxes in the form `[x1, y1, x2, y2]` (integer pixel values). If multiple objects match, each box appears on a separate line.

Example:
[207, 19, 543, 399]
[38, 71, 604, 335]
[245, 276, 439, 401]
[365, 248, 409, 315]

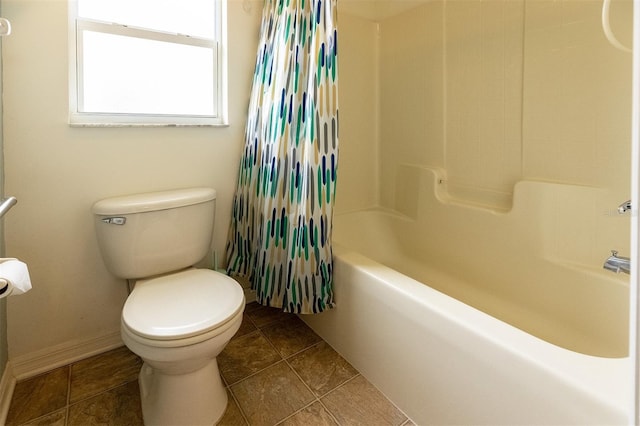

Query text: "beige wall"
[2, 0, 262, 359]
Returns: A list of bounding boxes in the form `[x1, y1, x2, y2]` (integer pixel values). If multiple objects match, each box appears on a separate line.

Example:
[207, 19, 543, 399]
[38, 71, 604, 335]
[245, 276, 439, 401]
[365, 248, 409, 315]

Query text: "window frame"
[68, 0, 228, 127]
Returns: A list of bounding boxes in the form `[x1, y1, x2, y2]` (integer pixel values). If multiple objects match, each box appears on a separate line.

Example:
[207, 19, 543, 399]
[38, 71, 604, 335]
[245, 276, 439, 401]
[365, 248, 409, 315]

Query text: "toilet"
[92, 187, 245, 426]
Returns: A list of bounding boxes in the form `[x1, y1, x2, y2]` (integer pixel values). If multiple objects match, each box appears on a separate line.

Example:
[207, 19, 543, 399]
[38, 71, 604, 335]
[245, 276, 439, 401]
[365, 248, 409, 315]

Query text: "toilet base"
[138, 358, 227, 426]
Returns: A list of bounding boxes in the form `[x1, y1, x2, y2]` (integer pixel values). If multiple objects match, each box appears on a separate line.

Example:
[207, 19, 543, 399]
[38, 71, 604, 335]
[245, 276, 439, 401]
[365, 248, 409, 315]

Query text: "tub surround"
[302, 166, 629, 424]
[341, 166, 628, 357]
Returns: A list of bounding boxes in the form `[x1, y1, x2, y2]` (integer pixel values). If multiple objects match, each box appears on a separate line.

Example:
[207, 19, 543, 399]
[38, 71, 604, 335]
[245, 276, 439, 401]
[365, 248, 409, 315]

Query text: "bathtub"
[302, 168, 631, 425]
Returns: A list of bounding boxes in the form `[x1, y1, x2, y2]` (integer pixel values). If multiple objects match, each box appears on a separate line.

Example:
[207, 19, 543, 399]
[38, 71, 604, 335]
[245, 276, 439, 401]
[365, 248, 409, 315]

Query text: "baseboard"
[0, 361, 16, 425]
[10, 331, 123, 381]
[244, 288, 256, 303]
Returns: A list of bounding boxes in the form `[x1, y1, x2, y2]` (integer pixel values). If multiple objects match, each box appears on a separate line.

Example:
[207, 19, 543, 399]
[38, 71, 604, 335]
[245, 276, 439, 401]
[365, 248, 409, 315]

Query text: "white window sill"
[68, 113, 229, 128]
[69, 122, 230, 128]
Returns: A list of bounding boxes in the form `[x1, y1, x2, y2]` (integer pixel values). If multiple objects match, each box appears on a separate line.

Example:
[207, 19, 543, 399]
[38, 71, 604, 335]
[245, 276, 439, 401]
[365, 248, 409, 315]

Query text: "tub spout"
[603, 250, 630, 274]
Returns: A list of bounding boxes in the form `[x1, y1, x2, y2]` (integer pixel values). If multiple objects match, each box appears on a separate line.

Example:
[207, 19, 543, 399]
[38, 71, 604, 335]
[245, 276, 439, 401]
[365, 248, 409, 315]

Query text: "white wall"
[1, 0, 262, 359]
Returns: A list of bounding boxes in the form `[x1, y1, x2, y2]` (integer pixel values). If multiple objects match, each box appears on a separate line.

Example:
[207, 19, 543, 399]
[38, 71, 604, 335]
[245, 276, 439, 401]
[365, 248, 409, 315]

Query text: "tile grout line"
[66, 379, 139, 408]
[219, 345, 251, 426]
[232, 307, 324, 425]
[281, 333, 366, 423]
[273, 399, 326, 426]
[325, 372, 412, 426]
[281, 352, 322, 423]
[224, 319, 287, 388]
[228, 307, 278, 425]
[226, 380, 251, 426]
[259, 310, 347, 426]
[244, 305, 392, 426]
[281, 351, 343, 426]
[13, 366, 74, 426]
[282, 336, 324, 360]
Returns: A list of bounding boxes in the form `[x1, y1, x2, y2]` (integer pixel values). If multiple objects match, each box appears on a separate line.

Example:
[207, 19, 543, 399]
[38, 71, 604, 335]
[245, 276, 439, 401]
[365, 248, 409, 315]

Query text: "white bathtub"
[302, 171, 631, 425]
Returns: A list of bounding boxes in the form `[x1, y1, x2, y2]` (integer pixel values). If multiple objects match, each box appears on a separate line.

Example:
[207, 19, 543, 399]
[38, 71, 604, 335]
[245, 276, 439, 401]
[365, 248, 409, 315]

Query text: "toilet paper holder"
[0, 259, 32, 298]
[0, 279, 9, 296]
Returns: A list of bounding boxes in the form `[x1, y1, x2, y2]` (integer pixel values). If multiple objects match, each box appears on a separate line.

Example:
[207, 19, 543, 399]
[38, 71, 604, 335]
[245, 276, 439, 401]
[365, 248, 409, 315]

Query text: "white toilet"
[92, 187, 245, 426]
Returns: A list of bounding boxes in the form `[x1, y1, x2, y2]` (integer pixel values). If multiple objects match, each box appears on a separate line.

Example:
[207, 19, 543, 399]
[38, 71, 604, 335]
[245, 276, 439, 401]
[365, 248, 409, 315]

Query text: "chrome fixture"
[603, 250, 630, 274]
[618, 200, 632, 214]
[101, 216, 126, 225]
[0, 196, 17, 219]
[0, 18, 10, 37]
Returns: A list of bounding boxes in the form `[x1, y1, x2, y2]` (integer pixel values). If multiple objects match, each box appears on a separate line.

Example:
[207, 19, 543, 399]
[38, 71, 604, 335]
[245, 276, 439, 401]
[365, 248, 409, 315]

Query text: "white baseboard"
[10, 331, 123, 381]
[0, 361, 16, 425]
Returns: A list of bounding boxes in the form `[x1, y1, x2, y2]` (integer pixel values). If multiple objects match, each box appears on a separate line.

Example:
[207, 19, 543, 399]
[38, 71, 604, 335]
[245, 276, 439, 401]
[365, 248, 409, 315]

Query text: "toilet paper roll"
[0, 258, 31, 298]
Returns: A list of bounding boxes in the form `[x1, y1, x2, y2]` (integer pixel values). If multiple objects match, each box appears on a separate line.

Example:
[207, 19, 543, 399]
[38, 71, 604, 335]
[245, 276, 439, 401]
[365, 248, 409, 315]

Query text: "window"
[69, 0, 227, 126]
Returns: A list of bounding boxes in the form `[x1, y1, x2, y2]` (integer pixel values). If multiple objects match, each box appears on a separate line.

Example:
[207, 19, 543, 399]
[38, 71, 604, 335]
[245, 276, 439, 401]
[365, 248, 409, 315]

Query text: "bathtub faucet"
[618, 200, 632, 214]
[603, 250, 630, 275]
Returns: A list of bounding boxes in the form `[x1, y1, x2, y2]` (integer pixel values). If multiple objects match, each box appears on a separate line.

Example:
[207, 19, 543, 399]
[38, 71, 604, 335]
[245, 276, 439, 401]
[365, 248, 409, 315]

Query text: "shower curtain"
[226, 0, 338, 314]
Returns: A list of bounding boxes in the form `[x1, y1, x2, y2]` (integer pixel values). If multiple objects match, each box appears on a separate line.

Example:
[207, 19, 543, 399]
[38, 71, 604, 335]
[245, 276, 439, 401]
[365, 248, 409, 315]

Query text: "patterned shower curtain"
[226, 0, 338, 314]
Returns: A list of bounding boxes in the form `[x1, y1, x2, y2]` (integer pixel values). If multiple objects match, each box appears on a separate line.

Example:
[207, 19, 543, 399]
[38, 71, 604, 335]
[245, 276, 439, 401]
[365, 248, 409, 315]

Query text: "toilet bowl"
[121, 268, 244, 425]
[92, 188, 245, 425]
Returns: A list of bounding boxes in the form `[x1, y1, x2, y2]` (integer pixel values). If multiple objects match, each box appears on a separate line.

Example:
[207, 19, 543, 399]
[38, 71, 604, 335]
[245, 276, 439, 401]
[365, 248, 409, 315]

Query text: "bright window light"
[70, 0, 227, 126]
[78, 0, 215, 38]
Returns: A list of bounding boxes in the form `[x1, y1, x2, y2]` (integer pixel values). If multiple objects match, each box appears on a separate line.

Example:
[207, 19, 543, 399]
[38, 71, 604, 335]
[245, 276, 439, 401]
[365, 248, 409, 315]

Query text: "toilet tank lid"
[92, 187, 216, 215]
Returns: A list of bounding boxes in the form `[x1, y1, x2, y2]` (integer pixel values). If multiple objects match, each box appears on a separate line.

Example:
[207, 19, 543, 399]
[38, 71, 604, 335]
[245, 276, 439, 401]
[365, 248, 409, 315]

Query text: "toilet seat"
[122, 268, 244, 343]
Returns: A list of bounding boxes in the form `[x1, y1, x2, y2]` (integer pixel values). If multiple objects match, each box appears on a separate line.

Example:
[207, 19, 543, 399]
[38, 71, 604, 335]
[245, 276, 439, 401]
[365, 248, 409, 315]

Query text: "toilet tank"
[92, 188, 217, 279]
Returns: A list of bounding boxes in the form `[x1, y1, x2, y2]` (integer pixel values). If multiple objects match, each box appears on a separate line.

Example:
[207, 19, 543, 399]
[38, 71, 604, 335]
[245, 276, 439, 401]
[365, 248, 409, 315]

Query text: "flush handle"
[101, 217, 126, 225]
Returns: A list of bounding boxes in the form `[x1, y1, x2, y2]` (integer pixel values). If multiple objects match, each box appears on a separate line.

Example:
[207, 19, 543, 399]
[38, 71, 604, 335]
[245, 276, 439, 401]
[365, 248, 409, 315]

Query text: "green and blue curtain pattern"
[226, 0, 338, 313]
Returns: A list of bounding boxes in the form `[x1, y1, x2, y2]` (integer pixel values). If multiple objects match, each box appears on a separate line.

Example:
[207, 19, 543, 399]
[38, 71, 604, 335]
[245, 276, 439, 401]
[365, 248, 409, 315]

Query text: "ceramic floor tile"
[219, 330, 283, 385]
[244, 301, 265, 313]
[278, 401, 339, 426]
[6, 366, 69, 426]
[288, 341, 359, 396]
[67, 380, 143, 426]
[21, 408, 66, 426]
[321, 375, 407, 426]
[6, 305, 410, 426]
[234, 313, 258, 339]
[245, 303, 291, 328]
[231, 361, 315, 425]
[218, 389, 248, 426]
[262, 317, 322, 358]
[69, 346, 142, 403]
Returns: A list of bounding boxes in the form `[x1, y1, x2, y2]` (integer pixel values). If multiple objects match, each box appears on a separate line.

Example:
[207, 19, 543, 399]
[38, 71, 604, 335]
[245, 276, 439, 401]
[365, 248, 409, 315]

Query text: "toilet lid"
[122, 269, 245, 340]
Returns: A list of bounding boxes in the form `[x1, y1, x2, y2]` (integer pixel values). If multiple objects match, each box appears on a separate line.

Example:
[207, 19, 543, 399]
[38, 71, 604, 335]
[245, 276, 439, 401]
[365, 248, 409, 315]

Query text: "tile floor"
[6, 302, 415, 425]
